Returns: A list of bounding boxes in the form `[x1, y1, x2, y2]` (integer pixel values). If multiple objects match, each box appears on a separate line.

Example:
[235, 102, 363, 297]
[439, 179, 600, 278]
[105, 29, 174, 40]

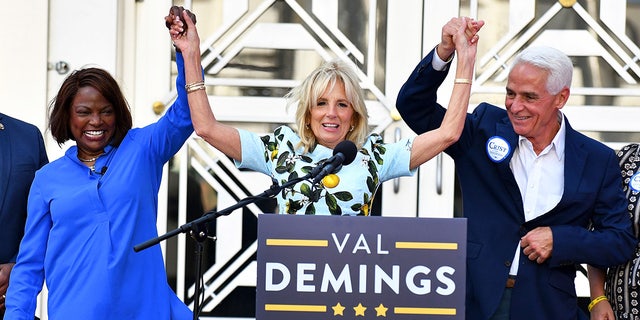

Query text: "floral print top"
[236, 126, 415, 216]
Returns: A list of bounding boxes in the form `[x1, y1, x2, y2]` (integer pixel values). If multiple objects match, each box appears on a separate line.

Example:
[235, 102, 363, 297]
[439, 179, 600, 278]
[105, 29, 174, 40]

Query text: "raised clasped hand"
[166, 7, 199, 55]
[437, 16, 484, 61]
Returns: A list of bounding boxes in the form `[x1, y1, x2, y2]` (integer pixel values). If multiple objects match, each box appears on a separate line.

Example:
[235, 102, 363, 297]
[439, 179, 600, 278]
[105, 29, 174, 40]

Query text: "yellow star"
[332, 302, 345, 316]
[354, 303, 367, 316]
[374, 303, 388, 317]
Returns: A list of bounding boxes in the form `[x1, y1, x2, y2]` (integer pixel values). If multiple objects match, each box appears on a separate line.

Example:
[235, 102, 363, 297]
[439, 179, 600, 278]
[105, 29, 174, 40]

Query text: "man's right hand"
[437, 17, 485, 62]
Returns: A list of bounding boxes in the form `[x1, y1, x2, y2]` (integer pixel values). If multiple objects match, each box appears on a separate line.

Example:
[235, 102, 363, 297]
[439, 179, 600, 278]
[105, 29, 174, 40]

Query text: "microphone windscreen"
[333, 140, 357, 166]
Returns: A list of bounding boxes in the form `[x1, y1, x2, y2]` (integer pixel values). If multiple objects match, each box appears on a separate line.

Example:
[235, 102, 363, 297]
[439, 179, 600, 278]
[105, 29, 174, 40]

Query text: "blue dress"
[236, 126, 415, 215]
[5, 54, 193, 320]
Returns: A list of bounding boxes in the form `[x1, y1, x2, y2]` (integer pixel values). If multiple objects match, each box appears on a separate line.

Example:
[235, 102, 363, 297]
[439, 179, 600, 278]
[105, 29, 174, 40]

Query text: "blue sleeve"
[235, 128, 273, 176]
[128, 52, 195, 165]
[5, 179, 50, 319]
[375, 136, 416, 182]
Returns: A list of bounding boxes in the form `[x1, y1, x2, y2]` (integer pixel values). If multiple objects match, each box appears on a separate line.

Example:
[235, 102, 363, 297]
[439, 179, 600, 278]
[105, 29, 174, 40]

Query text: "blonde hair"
[286, 59, 369, 153]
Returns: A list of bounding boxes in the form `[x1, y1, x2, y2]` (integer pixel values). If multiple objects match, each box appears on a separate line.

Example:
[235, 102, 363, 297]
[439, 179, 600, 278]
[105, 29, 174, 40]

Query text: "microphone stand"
[134, 173, 314, 320]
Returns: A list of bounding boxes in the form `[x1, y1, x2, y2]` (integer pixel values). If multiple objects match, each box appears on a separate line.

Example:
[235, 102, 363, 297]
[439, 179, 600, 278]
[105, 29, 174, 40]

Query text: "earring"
[349, 125, 354, 132]
[306, 123, 310, 129]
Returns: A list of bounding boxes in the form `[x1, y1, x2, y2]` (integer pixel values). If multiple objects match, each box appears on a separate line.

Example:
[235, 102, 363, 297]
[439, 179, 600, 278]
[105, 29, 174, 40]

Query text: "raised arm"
[169, 9, 242, 161]
[408, 17, 481, 169]
[436, 17, 484, 63]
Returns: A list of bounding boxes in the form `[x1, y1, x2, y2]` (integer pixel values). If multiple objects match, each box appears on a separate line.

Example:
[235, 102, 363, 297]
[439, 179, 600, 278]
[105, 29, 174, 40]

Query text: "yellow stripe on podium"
[266, 239, 328, 247]
[264, 304, 327, 312]
[395, 241, 458, 250]
[395, 307, 457, 315]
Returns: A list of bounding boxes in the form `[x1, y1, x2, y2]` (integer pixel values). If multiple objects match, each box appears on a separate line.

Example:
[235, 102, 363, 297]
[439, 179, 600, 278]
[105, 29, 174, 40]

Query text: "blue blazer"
[0, 113, 48, 263]
[396, 50, 636, 320]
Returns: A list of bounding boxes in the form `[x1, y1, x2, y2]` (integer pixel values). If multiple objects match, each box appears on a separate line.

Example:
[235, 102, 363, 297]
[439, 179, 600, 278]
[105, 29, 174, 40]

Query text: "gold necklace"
[78, 155, 100, 162]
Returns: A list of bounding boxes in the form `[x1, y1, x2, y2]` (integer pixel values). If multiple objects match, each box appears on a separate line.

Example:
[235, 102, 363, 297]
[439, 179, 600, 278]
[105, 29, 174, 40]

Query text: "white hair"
[511, 46, 573, 94]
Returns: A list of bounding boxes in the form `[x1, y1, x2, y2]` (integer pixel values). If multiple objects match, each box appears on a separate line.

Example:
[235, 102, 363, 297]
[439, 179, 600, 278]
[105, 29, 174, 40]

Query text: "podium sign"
[256, 215, 467, 319]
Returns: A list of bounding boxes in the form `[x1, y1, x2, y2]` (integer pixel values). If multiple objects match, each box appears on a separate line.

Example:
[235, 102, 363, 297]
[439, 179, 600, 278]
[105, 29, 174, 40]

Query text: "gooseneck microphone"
[311, 140, 358, 184]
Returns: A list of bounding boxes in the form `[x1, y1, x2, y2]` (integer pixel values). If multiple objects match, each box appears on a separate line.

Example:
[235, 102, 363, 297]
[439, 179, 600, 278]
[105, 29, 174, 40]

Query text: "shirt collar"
[517, 111, 565, 161]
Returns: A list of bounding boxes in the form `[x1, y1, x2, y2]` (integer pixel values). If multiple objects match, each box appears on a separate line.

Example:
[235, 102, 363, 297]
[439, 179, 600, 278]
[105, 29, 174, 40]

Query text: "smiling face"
[505, 62, 568, 152]
[70, 86, 116, 159]
[308, 80, 355, 149]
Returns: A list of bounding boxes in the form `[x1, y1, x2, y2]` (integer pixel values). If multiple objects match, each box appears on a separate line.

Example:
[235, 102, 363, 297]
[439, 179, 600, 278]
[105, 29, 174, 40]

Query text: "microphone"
[311, 140, 357, 184]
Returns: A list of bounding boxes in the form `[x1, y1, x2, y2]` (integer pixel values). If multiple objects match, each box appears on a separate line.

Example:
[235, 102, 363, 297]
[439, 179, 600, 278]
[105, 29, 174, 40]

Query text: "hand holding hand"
[165, 6, 200, 56]
[437, 17, 484, 61]
[452, 17, 480, 59]
[165, 6, 197, 34]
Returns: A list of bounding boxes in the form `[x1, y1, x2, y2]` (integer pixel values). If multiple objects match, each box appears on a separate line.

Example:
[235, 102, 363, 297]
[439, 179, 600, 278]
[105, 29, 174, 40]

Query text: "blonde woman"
[170, 11, 480, 216]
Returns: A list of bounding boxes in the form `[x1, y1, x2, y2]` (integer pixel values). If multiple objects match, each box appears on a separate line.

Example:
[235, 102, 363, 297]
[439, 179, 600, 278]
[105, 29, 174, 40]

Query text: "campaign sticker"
[630, 172, 640, 192]
[486, 136, 511, 163]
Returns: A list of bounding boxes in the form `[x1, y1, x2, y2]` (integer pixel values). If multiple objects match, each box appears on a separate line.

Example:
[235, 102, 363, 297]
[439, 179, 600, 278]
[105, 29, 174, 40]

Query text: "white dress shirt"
[509, 114, 566, 275]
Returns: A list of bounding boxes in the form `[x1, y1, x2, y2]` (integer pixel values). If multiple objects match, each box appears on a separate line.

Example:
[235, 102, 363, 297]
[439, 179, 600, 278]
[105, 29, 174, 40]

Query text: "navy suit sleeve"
[0, 117, 49, 263]
[550, 149, 636, 268]
[396, 49, 449, 135]
[35, 126, 49, 169]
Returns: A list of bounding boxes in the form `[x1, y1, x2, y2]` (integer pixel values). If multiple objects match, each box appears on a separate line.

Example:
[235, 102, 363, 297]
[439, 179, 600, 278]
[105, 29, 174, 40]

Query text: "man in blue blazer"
[0, 113, 48, 317]
[396, 18, 635, 320]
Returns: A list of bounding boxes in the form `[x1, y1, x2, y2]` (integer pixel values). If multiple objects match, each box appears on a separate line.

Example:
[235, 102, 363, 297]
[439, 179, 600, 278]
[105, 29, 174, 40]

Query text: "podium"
[256, 215, 467, 319]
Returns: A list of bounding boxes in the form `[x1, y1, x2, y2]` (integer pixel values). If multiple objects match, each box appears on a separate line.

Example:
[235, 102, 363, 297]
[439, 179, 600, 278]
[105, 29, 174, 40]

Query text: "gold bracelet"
[185, 81, 204, 90]
[186, 84, 206, 93]
[454, 78, 472, 85]
[185, 81, 206, 93]
[587, 295, 608, 312]
[185, 80, 204, 88]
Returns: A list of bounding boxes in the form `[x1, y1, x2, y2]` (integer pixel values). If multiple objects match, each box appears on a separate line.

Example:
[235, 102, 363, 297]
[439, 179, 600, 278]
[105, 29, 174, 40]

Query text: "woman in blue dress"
[5, 10, 194, 320]
[170, 11, 481, 216]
